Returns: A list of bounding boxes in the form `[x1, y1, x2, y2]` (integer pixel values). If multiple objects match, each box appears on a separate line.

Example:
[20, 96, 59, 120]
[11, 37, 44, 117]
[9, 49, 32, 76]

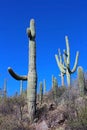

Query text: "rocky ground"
[0, 87, 87, 130]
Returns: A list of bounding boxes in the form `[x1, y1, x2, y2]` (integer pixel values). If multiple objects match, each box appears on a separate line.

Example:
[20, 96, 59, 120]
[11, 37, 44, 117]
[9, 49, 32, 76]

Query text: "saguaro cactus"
[39, 82, 43, 104]
[55, 36, 79, 87]
[53, 77, 58, 102]
[43, 79, 46, 94]
[3, 79, 7, 97]
[77, 66, 85, 95]
[52, 75, 54, 88]
[20, 80, 23, 95]
[55, 49, 65, 86]
[8, 19, 37, 122]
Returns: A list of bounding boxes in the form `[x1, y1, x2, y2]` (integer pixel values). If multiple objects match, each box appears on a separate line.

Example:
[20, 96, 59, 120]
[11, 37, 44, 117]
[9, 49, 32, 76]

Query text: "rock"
[55, 126, 65, 130]
[36, 120, 49, 130]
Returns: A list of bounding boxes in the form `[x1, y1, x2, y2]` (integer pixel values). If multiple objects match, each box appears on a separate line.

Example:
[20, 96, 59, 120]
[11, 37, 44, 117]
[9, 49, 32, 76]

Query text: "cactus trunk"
[27, 19, 37, 122]
[20, 80, 23, 95]
[53, 77, 58, 102]
[77, 66, 85, 95]
[27, 39, 37, 121]
[3, 79, 7, 97]
[66, 70, 71, 87]
[39, 82, 43, 104]
[60, 73, 64, 86]
[43, 79, 46, 94]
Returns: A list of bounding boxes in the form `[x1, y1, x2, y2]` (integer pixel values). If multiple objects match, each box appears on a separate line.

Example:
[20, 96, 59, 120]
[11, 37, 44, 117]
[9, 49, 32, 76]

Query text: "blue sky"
[0, 0, 87, 96]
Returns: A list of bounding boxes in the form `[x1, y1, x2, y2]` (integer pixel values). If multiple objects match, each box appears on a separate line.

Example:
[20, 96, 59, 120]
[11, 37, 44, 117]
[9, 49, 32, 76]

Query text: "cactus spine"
[55, 36, 79, 87]
[8, 19, 37, 122]
[39, 82, 43, 104]
[77, 66, 85, 95]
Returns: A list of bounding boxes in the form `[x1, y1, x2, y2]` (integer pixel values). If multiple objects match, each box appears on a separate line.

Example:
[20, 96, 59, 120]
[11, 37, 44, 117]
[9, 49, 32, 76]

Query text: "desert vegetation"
[0, 19, 87, 130]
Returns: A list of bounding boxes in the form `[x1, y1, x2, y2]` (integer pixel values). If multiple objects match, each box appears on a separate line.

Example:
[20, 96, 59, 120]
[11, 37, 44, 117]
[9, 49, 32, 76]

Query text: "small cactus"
[52, 75, 54, 88]
[39, 82, 43, 104]
[3, 79, 7, 97]
[53, 77, 58, 102]
[43, 79, 46, 94]
[20, 80, 23, 95]
[77, 66, 85, 95]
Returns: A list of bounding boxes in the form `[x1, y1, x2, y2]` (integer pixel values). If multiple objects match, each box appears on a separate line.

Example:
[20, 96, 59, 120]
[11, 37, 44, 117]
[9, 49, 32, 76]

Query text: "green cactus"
[3, 79, 7, 97]
[43, 79, 46, 94]
[53, 77, 58, 102]
[8, 19, 37, 122]
[55, 49, 65, 86]
[52, 75, 54, 88]
[39, 82, 43, 104]
[20, 80, 23, 95]
[77, 66, 85, 95]
[55, 36, 79, 87]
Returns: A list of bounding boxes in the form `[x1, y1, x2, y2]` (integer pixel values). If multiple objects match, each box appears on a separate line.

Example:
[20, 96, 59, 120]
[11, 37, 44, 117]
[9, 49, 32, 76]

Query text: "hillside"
[0, 85, 87, 130]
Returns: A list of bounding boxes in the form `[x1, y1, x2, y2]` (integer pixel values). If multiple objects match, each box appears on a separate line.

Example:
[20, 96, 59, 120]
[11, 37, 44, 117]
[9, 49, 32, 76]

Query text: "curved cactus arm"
[8, 67, 27, 81]
[55, 54, 66, 74]
[71, 51, 79, 73]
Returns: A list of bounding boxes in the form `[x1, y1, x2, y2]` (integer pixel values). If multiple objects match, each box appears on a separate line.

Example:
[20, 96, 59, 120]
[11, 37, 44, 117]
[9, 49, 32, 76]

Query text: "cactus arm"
[27, 19, 36, 40]
[65, 36, 70, 66]
[55, 54, 66, 74]
[58, 49, 62, 63]
[63, 50, 67, 67]
[8, 67, 27, 81]
[26, 28, 31, 38]
[71, 51, 79, 73]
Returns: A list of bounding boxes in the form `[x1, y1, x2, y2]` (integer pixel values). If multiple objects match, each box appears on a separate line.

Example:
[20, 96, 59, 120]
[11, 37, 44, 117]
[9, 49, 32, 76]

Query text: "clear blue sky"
[0, 0, 87, 96]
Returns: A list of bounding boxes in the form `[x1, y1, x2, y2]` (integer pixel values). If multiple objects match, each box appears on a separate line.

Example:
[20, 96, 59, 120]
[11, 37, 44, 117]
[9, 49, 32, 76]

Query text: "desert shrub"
[57, 86, 66, 97]
[0, 97, 14, 115]
[45, 86, 66, 105]
[0, 95, 29, 130]
[36, 103, 48, 121]
[66, 96, 87, 130]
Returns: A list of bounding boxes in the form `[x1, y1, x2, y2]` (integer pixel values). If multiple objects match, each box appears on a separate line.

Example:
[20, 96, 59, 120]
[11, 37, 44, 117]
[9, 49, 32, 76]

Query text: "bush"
[66, 96, 87, 130]
[0, 96, 29, 130]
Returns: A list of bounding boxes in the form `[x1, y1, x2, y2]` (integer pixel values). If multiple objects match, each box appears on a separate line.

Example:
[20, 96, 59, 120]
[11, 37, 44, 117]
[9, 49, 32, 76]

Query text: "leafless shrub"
[66, 96, 87, 130]
[0, 96, 30, 130]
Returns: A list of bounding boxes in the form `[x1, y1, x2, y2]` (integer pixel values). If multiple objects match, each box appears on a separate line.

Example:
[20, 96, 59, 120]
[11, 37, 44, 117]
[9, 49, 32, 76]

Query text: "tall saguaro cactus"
[55, 36, 79, 87]
[8, 19, 37, 122]
[27, 19, 37, 122]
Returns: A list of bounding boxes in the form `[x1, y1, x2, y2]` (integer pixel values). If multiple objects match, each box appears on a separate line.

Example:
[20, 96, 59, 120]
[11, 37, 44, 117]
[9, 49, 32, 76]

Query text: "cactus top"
[27, 19, 36, 40]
